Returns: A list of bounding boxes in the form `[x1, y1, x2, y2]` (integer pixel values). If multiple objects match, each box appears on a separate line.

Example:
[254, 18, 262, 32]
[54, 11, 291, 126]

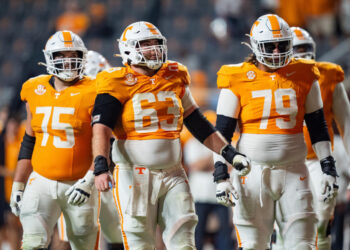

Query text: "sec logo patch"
[246, 70, 256, 80]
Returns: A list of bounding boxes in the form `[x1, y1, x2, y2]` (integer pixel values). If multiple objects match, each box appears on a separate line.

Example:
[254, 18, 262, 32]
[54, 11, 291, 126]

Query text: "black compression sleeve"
[184, 108, 216, 143]
[18, 133, 36, 160]
[304, 108, 330, 144]
[215, 114, 237, 143]
[92, 94, 122, 129]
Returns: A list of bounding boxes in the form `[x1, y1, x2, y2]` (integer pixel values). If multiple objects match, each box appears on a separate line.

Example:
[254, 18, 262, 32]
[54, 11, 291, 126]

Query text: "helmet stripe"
[62, 31, 73, 47]
[145, 22, 159, 35]
[267, 15, 281, 38]
[250, 21, 260, 36]
[122, 26, 133, 41]
[293, 28, 305, 40]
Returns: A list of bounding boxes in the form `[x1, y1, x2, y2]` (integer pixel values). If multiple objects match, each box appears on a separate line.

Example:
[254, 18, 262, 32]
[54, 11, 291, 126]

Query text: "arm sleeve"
[332, 82, 350, 153]
[183, 109, 216, 143]
[305, 80, 323, 114]
[92, 93, 123, 129]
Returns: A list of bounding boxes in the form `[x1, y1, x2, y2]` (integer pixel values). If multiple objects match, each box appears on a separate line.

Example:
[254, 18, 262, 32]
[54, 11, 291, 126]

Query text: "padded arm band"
[93, 155, 110, 176]
[184, 108, 216, 143]
[320, 156, 338, 177]
[304, 108, 330, 144]
[213, 161, 230, 182]
[18, 133, 36, 160]
[92, 93, 122, 129]
[216, 114, 237, 143]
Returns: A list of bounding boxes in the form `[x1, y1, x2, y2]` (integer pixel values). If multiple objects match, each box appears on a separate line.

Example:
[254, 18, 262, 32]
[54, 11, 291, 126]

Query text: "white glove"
[65, 170, 95, 206]
[232, 153, 251, 176]
[216, 179, 238, 207]
[220, 144, 251, 176]
[10, 182, 25, 216]
[320, 174, 338, 203]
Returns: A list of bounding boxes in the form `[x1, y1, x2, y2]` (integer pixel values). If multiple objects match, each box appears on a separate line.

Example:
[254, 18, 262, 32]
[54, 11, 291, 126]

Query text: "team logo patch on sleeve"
[34, 85, 46, 95]
[246, 70, 256, 80]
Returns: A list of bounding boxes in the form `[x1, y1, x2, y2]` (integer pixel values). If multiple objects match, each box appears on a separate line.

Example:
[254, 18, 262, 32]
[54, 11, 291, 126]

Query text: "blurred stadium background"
[0, 0, 349, 249]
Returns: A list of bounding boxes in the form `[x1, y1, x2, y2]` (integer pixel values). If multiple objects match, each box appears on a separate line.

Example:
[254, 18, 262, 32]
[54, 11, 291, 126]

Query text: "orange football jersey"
[303, 62, 344, 159]
[96, 61, 189, 140]
[21, 75, 96, 181]
[217, 58, 320, 135]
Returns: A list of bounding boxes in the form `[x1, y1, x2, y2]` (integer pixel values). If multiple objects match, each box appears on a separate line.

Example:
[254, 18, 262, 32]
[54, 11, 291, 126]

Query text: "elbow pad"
[92, 94, 122, 129]
[304, 109, 330, 144]
[18, 133, 36, 160]
[184, 108, 216, 143]
[215, 115, 237, 143]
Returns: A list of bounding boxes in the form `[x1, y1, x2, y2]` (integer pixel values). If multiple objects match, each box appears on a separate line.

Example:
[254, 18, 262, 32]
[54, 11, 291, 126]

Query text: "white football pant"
[113, 163, 198, 250]
[20, 171, 99, 250]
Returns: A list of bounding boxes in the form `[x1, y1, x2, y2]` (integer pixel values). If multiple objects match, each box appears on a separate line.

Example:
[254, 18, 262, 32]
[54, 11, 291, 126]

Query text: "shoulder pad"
[317, 61, 345, 83]
[97, 67, 126, 79]
[289, 58, 320, 81]
[165, 61, 190, 85]
[217, 64, 245, 89]
[217, 63, 244, 75]
[21, 74, 51, 102]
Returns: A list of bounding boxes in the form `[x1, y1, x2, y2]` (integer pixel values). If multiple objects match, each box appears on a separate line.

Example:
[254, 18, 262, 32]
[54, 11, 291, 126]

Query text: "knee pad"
[165, 214, 198, 249]
[22, 234, 48, 250]
[316, 235, 331, 250]
[21, 215, 50, 249]
[288, 242, 315, 250]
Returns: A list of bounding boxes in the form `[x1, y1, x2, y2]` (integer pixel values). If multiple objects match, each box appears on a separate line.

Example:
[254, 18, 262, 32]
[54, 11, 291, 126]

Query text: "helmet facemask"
[44, 51, 85, 81]
[254, 38, 293, 69]
[134, 39, 167, 70]
[293, 44, 315, 59]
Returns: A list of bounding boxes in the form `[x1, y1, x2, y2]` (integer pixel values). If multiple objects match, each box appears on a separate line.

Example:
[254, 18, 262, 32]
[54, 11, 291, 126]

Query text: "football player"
[91, 21, 250, 249]
[9, 30, 99, 250]
[272, 27, 350, 250]
[213, 14, 338, 249]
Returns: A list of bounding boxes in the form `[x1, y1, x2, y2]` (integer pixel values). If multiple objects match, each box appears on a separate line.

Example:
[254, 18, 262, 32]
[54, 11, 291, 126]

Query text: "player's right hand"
[10, 182, 25, 216]
[95, 172, 115, 192]
[220, 144, 251, 176]
[216, 179, 238, 207]
[232, 153, 251, 176]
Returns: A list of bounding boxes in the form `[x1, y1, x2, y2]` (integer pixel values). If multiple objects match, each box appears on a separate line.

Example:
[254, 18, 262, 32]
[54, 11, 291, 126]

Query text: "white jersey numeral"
[132, 91, 181, 133]
[252, 88, 298, 129]
[35, 106, 75, 148]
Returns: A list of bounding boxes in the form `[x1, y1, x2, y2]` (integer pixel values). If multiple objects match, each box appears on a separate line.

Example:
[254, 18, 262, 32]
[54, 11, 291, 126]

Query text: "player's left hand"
[65, 170, 95, 206]
[320, 174, 338, 203]
[319, 156, 338, 203]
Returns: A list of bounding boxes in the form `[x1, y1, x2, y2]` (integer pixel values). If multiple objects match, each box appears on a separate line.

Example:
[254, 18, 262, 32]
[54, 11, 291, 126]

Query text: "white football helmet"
[85, 50, 111, 79]
[248, 14, 293, 69]
[43, 30, 87, 81]
[118, 21, 167, 70]
[291, 27, 316, 59]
